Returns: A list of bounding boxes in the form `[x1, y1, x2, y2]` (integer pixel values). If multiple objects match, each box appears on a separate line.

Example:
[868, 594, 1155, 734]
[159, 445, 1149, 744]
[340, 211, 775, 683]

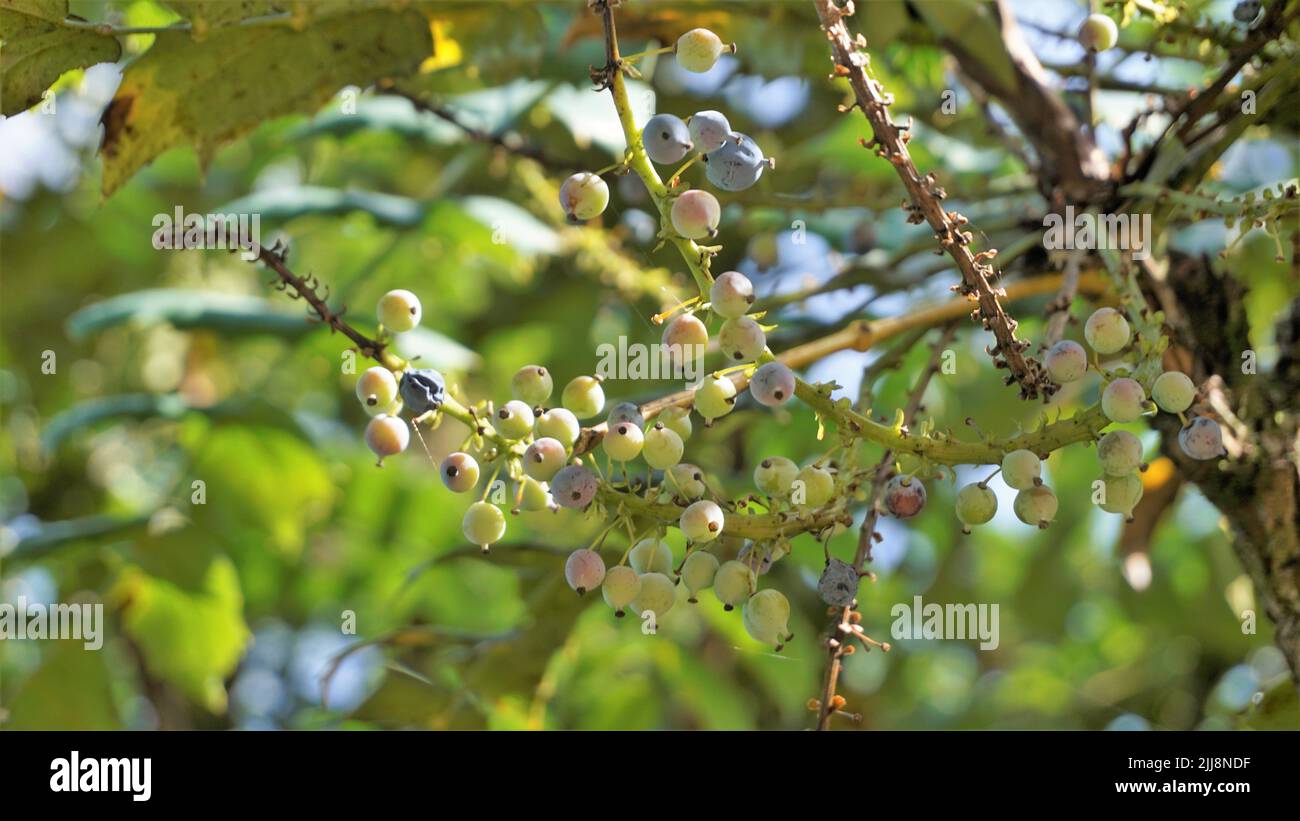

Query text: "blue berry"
[749, 361, 795, 407]
[688, 110, 732, 153]
[642, 113, 693, 165]
[551, 464, 598, 509]
[705, 133, 771, 192]
[606, 401, 644, 431]
[398, 368, 446, 416]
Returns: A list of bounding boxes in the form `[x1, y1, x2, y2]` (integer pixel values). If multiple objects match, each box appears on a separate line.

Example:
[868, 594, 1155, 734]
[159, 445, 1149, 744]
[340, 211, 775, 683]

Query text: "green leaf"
[218, 186, 426, 227]
[911, 0, 1016, 93]
[5, 639, 123, 730]
[114, 557, 250, 712]
[98, 7, 432, 195]
[66, 288, 311, 341]
[160, 1, 283, 38]
[460, 196, 561, 256]
[0, 0, 122, 116]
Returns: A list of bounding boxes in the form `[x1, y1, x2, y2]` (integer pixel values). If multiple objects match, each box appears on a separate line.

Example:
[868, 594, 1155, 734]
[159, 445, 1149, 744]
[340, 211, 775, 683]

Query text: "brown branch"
[812, 0, 1054, 401]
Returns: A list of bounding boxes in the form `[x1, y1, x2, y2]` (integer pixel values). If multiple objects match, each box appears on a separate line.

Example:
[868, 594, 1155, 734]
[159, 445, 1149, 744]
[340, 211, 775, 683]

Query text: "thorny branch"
[813, 0, 1055, 401]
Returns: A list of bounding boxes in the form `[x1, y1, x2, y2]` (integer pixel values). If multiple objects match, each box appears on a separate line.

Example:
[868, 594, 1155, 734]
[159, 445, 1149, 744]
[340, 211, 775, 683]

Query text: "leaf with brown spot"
[0, 0, 122, 116]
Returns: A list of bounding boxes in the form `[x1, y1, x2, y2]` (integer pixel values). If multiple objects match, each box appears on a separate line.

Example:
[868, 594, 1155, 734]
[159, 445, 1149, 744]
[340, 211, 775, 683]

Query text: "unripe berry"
[1151, 371, 1196, 413]
[1044, 339, 1087, 383]
[710, 271, 755, 319]
[1096, 430, 1143, 476]
[668, 463, 707, 500]
[551, 464, 598, 509]
[518, 476, 553, 511]
[818, 558, 859, 607]
[642, 113, 693, 165]
[748, 233, 779, 270]
[511, 365, 553, 406]
[1084, 307, 1130, 354]
[440, 452, 480, 493]
[1013, 485, 1058, 528]
[718, 317, 767, 362]
[704, 133, 771, 192]
[754, 456, 798, 498]
[561, 375, 605, 420]
[680, 551, 720, 602]
[1078, 13, 1119, 51]
[602, 565, 641, 616]
[662, 313, 708, 370]
[535, 407, 581, 448]
[523, 437, 566, 481]
[658, 405, 693, 442]
[670, 189, 721, 239]
[680, 499, 725, 543]
[675, 27, 726, 73]
[559, 172, 609, 221]
[606, 401, 644, 431]
[954, 483, 997, 532]
[742, 589, 791, 651]
[564, 548, 606, 595]
[1000, 449, 1041, 490]
[1102, 377, 1147, 423]
[462, 501, 506, 551]
[713, 560, 756, 610]
[495, 400, 534, 440]
[1179, 416, 1226, 461]
[688, 110, 732, 153]
[795, 465, 835, 508]
[629, 538, 674, 575]
[603, 421, 644, 462]
[1099, 474, 1144, 518]
[377, 289, 421, 332]
[364, 414, 409, 465]
[631, 572, 676, 619]
[694, 375, 737, 420]
[884, 475, 926, 519]
[750, 362, 795, 407]
[355, 366, 399, 415]
[643, 423, 684, 470]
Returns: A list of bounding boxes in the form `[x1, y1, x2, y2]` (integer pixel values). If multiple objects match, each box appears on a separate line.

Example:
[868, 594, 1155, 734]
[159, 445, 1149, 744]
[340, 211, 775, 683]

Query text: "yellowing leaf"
[98, 7, 432, 196]
[0, 0, 122, 115]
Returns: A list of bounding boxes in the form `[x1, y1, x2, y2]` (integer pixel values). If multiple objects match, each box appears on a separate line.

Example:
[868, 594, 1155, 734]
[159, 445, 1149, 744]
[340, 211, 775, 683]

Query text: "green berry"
[748, 233, 779, 270]
[1013, 485, 1058, 528]
[675, 27, 726, 72]
[670, 189, 720, 239]
[1001, 449, 1042, 490]
[629, 538, 674, 575]
[535, 407, 580, 448]
[1044, 340, 1087, 383]
[713, 560, 756, 610]
[1084, 307, 1130, 354]
[495, 400, 534, 440]
[680, 499, 724, 542]
[742, 589, 791, 651]
[1096, 430, 1143, 476]
[564, 548, 606, 595]
[602, 565, 641, 617]
[602, 421, 644, 462]
[559, 172, 609, 221]
[668, 463, 707, 500]
[1079, 13, 1118, 51]
[658, 405, 693, 442]
[518, 476, 554, 511]
[718, 317, 767, 362]
[440, 452, 480, 493]
[710, 271, 754, 319]
[462, 501, 506, 551]
[631, 572, 676, 620]
[377, 289, 421, 333]
[1102, 377, 1146, 423]
[364, 414, 409, 465]
[754, 456, 798, 498]
[694, 375, 737, 420]
[643, 423, 684, 470]
[1099, 474, 1144, 518]
[954, 483, 997, 532]
[511, 365, 553, 406]
[355, 366, 399, 415]
[1151, 371, 1196, 413]
[561, 375, 605, 420]
[523, 437, 566, 481]
[680, 551, 719, 602]
[795, 465, 834, 507]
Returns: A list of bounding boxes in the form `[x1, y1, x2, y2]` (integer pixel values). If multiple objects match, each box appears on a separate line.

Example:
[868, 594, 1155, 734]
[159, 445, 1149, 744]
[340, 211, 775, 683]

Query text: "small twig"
[1042, 249, 1083, 347]
[385, 88, 572, 171]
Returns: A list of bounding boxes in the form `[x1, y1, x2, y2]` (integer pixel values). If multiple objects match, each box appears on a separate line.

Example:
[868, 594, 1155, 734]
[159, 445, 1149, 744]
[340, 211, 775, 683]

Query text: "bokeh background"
[1, 0, 1296, 730]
